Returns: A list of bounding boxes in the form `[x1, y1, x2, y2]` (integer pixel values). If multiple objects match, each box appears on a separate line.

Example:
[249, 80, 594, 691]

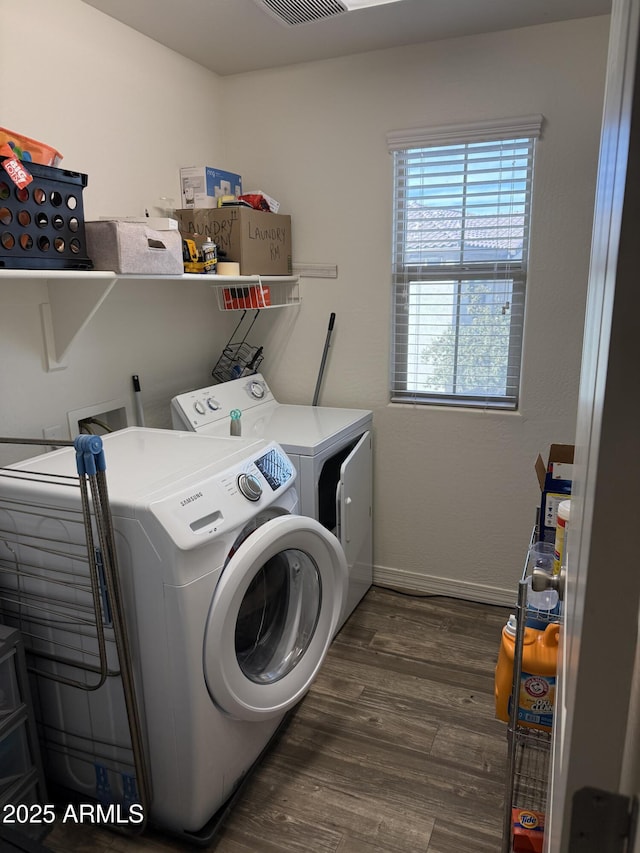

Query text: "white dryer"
[0, 428, 347, 840]
[171, 375, 373, 631]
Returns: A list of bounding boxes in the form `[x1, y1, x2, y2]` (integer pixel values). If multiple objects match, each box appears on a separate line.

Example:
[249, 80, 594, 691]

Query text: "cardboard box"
[535, 444, 574, 542]
[175, 207, 292, 276]
[180, 166, 242, 209]
[85, 221, 183, 275]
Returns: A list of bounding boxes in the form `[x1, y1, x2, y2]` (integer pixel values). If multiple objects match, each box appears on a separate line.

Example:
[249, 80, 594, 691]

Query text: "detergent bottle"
[495, 614, 560, 732]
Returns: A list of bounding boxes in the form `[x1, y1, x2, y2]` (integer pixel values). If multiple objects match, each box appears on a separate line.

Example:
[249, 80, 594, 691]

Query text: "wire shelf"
[212, 276, 300, 312]
[501, 522, 563, 852]
[512, 727, 552, 813]
[211, 309, 264, 384]
[212, 340, 264, 384]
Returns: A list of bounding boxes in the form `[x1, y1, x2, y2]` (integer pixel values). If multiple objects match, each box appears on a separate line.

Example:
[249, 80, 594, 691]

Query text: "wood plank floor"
[40, 588, 511, 852]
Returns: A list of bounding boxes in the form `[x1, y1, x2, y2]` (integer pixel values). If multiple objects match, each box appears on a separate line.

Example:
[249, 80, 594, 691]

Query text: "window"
[388, 115, 542, 409]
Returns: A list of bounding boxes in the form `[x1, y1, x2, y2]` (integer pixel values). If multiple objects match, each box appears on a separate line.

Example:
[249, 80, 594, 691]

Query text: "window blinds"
[388, 116, 542, 409]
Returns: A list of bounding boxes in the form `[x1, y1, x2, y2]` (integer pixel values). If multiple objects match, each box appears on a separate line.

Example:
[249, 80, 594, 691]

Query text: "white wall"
[0, 0, 238, 463]
[220, 16, 610, 602]
[0, 2, 610, 603]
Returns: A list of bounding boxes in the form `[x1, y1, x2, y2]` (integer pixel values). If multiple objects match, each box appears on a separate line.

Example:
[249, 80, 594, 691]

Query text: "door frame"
[546, 1, 640, 848]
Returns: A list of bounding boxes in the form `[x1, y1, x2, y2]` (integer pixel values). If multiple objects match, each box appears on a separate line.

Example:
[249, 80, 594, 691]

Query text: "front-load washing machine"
[170, 375, 372, 631]
[0, 428, 347, 840]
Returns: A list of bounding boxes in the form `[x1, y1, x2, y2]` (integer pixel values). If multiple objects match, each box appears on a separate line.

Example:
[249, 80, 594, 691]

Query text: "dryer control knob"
[237, 473, 262, 501]
[194, 401, 206, 415]
[206, 397, 220, 411]
[248, 381, 265, 399]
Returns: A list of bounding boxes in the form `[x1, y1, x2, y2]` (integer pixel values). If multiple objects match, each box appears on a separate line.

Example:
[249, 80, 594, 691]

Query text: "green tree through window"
[418, 280, 512, 396]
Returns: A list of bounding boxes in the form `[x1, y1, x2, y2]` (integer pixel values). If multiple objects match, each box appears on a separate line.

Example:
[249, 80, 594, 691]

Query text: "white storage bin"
[85, 220, 184, 274]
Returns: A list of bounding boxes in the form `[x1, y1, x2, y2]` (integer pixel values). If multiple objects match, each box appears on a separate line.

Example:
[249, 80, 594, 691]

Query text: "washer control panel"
[150, 441, 296, 555]
[171, 373, 276, 431]
[237, 472, 262, 501]
[254, 446, 294, 491]
[217, 445, 293, 503]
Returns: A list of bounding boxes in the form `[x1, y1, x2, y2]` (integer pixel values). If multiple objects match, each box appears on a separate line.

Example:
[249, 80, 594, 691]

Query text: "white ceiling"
[81, 0, 611, 76]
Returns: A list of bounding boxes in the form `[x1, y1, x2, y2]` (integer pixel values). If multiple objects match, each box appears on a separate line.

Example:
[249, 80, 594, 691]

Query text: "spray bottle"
[230, 409, 242, 436]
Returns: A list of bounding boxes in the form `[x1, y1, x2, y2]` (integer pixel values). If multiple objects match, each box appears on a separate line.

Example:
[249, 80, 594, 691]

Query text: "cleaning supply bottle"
[524, 576, 560, 629]
[230, 409, 242, 436]
[495, 615, 560, 732]
[553, 499, 571, 576]
[201, 240, 217, 274]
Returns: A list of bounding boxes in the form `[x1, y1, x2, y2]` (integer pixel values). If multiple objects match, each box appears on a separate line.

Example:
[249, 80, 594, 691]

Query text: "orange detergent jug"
[495, 615, 560, 732]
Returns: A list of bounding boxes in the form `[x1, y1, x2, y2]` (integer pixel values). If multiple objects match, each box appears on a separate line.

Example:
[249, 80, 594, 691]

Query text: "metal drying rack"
[0, 435, 151, 834]
[211, 309, 264, 384]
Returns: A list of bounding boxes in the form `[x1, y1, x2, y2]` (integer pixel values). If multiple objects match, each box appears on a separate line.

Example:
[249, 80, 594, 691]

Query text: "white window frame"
[387, 115, 543, 410]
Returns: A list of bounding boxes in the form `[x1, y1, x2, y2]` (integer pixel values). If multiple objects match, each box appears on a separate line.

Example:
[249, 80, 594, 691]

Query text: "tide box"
[535, 444, 574, 542]
[175, 207, 292, 276]
[180, 167, 242, 209]
[512, 807, 545, 852]
[222, 286, 271, 310]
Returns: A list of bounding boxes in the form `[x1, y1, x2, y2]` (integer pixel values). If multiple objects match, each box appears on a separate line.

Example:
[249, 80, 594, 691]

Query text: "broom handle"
[312, 313, 335, 406]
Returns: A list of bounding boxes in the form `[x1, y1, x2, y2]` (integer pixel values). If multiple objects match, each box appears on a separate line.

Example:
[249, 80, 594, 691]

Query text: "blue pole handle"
[74, 434, 106, 476]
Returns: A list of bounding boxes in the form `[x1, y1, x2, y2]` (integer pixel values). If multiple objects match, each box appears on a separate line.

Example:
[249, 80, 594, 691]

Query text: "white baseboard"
[372, 564, 515, 608]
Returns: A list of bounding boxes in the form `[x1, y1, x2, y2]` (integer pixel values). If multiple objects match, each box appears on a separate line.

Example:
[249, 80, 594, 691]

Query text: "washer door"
[203, 513, 348, 721]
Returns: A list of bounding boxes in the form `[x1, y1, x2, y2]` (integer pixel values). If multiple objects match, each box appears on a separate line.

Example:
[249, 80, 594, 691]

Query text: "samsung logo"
[180, 492, 203, 506]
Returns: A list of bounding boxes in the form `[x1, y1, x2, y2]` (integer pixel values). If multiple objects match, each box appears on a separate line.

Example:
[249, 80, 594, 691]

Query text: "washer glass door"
[236, 532, 321, 684]
[204, 511, 347, 721]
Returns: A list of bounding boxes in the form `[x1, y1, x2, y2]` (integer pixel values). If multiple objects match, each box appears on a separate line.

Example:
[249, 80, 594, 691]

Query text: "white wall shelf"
[0, 270, 299, 371]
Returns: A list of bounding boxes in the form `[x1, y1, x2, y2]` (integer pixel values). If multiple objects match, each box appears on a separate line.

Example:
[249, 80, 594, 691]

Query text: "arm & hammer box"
[180, 166, 242, 209]
[535, 444, 574, 542]
[175, 207, 292, 276]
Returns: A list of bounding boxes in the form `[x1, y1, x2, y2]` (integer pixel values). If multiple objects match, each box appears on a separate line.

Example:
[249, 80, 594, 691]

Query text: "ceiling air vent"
[255, 0, 349, 26]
